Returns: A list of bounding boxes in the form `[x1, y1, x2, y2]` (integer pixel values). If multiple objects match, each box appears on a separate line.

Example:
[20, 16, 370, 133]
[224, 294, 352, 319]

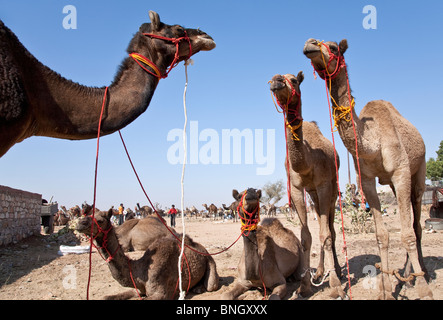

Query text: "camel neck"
[328, 69, 365, 156]
[285, 101, 309, 173]
[242, 232, 261, 281]
[93, 227, 135, 288]
[23, 34, 174, 141]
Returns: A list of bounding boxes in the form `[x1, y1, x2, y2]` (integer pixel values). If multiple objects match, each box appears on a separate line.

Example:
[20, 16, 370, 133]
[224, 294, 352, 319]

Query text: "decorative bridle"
[129, 30, 192, 80]
[237, 190, 260, 234]
[270, 76, 303, 141]
[85, 216, 120, 263]
[312, 41, 345, 81]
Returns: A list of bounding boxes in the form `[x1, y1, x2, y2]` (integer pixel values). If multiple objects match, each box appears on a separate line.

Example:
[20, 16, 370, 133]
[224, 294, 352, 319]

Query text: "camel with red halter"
[0, 11, 215, 158]
[269, 72, 344, 299]
[303, 38, 432, 300]
[221, 188, 310, 300]
[76, 208, 219, 299]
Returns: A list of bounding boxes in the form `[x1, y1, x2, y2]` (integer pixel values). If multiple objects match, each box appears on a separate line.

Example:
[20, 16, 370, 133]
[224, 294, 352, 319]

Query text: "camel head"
[303, 38, 348, 78]
[75, 208, 114, 237]
[233, 188, 262, 223]
[269, 72, 304, 108]
[129, 11, 215, 66]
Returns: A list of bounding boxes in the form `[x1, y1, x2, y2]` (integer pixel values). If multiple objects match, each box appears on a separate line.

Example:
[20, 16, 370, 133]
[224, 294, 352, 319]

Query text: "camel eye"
[176, 26, 185, 35]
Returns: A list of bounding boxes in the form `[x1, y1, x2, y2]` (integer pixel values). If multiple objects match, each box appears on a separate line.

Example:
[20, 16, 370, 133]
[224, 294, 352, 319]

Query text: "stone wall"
[0, 185, 42, 246]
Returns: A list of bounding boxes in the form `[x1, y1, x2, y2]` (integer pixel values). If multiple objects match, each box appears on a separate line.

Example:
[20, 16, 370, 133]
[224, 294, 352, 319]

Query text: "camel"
[262, 203, 277, 217]
[136, 203, 153, 217]
[269, 73, 344, 298]
[222, 202, 238, 222]
[221, 188, 310, 300]
[75, 208, 219, 299]
[68, 205, 81, 219]
[303, 38, 433, 300]
[189, 205, 199, 217]
[53, 207, 70, 226]
[202, 203, 217, 220]
[0, 11, 215, 158]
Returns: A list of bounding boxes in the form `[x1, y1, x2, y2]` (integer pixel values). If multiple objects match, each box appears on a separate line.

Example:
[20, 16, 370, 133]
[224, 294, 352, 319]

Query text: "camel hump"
[259, 217, 282, 228]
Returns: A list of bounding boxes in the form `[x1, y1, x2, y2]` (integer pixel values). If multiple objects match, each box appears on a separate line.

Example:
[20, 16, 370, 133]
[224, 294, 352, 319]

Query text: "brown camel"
[76, 208, 219, 299]
[136, 203, 153, 217]
[189, 205, 200, 218]
[202, 203, 217, 219]
[53, 207, 70, 226]
[116, 215, 171, 252]
[222, 202, 238, 222]
[221, 188, 310, 300]
[0, 11, 215, 158]
[303, 38, 432, 300]
[269, 73, 344, 298]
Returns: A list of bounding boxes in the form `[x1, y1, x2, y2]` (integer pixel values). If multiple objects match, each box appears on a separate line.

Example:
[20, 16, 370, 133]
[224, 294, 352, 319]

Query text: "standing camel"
[269, 73, 344, 298]
[202, 203, 217, 220]
[303, 38, 432, 300]
[0, 11, 215, 158]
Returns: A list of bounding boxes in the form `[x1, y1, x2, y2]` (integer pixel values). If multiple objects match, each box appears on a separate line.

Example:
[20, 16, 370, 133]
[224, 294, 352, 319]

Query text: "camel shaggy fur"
[0, 11, 215, 158]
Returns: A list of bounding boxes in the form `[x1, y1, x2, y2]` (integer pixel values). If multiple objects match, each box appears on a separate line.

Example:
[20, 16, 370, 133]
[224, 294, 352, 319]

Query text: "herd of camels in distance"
[0, 10, 434, 300]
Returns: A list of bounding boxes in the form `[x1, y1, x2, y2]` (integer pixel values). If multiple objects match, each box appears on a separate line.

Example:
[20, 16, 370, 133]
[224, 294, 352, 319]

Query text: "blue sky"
[1, 0, 442, 211]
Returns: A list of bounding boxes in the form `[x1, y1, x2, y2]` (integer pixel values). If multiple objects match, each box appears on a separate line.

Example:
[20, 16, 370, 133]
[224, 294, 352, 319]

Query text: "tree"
[426, 140, 443, 182]
[261, 180, 285, 205]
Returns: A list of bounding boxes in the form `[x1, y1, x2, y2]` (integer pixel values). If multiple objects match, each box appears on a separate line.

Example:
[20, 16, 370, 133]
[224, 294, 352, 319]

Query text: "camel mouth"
[194, 34, 216, 51]
[303, 39, 321, 58]
[269, 75, 286, 92]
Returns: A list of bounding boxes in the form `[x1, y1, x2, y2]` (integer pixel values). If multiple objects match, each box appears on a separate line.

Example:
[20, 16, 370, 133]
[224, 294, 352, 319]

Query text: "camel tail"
[204, 256, 219, 292]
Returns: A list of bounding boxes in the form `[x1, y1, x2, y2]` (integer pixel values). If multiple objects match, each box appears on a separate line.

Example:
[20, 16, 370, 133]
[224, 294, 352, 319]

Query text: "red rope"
[323, 80, 352, 299]
[86, 86, 108, 300]
[270, 76, 302, 209]
[118, 130, 245, 256]
[86, 87, 141, 300]
[312, 44, 355, 299]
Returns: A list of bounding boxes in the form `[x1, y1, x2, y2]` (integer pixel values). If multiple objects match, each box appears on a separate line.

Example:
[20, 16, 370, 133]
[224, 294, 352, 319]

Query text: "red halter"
[312, 42, 345, 80]
[272, 75, 302, 124]
[129, 30, 192, 79]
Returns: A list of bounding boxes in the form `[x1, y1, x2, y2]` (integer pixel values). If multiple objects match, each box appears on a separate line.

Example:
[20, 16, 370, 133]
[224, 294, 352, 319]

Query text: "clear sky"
[1, 0, 442, 212]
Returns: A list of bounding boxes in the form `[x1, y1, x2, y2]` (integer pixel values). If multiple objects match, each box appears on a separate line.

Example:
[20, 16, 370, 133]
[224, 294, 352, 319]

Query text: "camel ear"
[149, 11, 161, 31]
[107, 208, 114, 219]
[296, 71, 304, 84]
[232, 189, 240, 200]
[339, 39, 348, 54]
[257, 189, 262, 199]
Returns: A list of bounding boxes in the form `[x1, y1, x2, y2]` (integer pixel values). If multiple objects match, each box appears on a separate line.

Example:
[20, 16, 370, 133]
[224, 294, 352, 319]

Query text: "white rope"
[178, 58, 193, 300]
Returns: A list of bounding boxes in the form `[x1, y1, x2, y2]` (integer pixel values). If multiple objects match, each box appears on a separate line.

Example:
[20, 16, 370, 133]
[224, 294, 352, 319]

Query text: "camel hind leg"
[391, 168, 433, 299]
[361, 178, 394, 300]
[405, 161, 428, 280]
[203, 255, 219, 292]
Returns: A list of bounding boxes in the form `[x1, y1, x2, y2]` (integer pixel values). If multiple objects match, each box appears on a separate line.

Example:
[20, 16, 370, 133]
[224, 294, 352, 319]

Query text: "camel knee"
[401, 231, 417, 250]
[375, 230, 389, 250]
[300, 228, 312, 252]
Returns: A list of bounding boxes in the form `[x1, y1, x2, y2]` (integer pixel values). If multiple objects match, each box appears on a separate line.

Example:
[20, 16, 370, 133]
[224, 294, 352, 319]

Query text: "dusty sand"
[0, 208, 442, 301]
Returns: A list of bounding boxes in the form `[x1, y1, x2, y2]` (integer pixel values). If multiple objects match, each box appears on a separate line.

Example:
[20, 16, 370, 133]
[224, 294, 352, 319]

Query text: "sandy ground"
[0, 207, 442, 301]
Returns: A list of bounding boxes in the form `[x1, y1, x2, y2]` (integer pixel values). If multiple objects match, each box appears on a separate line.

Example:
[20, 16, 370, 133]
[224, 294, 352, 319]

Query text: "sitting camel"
[222, 188, 311, 300]
[76, 208, 219, 299]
